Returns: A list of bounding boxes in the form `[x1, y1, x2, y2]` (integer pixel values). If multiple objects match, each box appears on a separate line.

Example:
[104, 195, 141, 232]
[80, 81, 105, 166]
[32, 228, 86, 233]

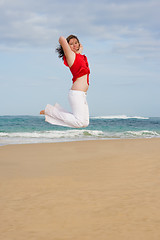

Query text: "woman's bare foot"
[40, 110, 45, 115]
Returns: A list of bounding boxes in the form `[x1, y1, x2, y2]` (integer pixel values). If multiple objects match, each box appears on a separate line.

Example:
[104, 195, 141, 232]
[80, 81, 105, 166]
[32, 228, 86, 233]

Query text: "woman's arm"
[59, 36, 75, 67]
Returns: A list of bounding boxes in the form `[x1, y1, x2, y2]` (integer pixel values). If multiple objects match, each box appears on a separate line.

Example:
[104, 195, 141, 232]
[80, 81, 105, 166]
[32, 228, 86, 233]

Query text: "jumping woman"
[40, 35, 90, 128]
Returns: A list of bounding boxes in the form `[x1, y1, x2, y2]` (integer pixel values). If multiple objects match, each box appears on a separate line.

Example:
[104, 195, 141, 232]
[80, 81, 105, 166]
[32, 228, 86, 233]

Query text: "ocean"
[0, 115, 160, 146]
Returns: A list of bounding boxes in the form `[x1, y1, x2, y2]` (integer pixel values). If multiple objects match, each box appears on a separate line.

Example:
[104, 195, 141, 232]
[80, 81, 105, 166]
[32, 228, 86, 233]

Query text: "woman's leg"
[68, 90, 89, 127]
[44, 90, 89, 128]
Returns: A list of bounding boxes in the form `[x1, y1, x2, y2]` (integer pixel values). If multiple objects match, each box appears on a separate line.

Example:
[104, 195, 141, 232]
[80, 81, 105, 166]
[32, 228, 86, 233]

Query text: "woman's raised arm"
[59, 36, 75, 67]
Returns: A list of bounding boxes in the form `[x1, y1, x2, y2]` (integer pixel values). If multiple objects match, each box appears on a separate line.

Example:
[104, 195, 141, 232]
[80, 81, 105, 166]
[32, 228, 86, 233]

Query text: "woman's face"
[68, 38, 80, 53]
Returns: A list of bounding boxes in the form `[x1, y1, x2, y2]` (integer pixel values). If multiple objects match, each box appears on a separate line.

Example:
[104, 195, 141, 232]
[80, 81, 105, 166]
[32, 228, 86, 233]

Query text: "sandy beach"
[0, 138, 160, 240]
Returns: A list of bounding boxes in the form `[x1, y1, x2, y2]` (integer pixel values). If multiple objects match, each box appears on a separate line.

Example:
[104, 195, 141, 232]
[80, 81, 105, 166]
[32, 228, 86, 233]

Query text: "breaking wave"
[0, 129, 160, 145]
[91, 115, 149, 120]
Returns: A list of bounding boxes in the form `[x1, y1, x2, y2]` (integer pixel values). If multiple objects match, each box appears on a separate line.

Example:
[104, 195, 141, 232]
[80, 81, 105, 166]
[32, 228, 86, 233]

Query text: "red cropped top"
[63, 53, 90, 85]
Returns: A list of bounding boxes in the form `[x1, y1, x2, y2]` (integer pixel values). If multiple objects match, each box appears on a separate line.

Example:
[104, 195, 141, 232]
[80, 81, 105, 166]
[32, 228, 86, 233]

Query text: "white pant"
[45, 90, 89, 128]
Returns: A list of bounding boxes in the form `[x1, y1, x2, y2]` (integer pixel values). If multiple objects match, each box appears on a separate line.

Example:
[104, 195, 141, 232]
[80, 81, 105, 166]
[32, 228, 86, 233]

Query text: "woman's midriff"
[71, 74, 89, 92]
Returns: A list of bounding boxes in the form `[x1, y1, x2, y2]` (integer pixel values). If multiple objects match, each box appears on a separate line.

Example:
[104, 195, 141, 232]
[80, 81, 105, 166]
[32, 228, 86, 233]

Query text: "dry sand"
[0, 138, 160, 240]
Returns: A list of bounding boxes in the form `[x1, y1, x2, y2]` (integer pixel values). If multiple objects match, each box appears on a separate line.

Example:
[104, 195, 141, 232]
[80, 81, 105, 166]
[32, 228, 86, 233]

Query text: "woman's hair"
[56, 35, 80, 58]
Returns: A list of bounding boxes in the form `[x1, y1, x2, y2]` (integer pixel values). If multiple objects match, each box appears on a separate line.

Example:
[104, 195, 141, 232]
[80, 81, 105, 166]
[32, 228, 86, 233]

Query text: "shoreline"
[1, 138, 160, 239]
[1, 136, 160, 147]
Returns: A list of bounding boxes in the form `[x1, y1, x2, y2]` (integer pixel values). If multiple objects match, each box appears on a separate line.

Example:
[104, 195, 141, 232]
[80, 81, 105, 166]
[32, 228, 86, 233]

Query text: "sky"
[0, 0, 160, 117]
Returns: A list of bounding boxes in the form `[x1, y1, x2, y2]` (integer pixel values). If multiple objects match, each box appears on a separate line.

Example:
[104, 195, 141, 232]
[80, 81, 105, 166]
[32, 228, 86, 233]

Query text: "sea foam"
[91, 115, 149, 120]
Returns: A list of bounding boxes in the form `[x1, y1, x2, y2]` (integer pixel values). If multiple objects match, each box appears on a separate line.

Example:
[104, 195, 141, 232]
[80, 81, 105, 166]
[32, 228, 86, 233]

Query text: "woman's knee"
[83, 119, 89, 128]
[77, 118, 89, 128]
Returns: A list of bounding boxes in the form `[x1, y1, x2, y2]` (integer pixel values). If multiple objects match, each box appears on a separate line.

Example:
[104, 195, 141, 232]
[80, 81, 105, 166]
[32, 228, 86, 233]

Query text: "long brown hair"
[56, 35, 80, 58]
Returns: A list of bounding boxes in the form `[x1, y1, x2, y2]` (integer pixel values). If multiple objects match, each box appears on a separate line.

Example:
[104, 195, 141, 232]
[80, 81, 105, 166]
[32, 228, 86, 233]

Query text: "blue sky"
[0, 0, 160, 117]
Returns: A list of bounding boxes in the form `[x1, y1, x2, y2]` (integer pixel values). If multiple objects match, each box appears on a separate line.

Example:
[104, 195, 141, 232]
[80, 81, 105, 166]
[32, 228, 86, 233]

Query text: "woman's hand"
[77, 43, 83, 54]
